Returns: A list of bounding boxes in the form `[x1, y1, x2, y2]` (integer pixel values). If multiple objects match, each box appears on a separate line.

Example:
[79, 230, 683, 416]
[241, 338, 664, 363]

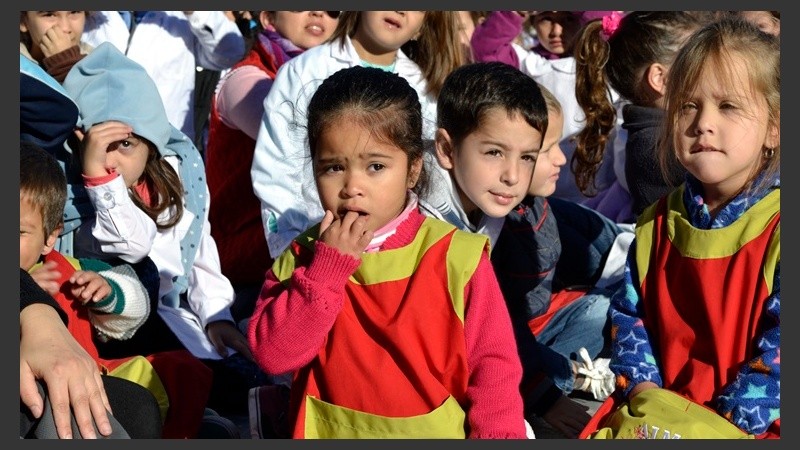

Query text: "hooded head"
[63, 42, 171, 157]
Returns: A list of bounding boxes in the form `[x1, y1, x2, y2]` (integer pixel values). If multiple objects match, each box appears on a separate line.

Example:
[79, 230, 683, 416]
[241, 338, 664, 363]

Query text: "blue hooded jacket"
[62, 42, 207, 301]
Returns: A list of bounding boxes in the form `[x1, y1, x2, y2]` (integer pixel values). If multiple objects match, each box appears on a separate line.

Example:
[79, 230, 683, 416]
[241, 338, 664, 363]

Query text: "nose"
[553, 144, 567, 167]
[57, 14, 72, 33]
[341, 172, 365, 198]
[694, 107, 715, 136]
[501, 161, 520, 186]
[309, 11, 323, 17]
[104, 155, 118, 172]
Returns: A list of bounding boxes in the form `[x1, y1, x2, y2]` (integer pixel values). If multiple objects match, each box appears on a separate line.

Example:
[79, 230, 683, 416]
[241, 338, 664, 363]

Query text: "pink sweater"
[248, 208, 527, 438]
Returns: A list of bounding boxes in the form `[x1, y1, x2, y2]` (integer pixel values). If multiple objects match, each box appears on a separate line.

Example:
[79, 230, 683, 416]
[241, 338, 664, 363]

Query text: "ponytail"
[574, 20, 616, 196]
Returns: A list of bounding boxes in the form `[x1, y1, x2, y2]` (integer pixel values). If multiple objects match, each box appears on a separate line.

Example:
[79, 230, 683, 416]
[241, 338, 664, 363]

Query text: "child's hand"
[206, 321, 253, 361]
[69, 270, 112, 305]
[39, 25, 75, 58]
[318, 210, 373, 259]
[627, 381, 659, 401]
[77, 121, 134, 178]
[29, 260, 62, 296]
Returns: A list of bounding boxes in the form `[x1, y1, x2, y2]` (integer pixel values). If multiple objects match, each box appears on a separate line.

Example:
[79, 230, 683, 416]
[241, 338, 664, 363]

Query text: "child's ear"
[408, 157, 423, 188]
[435, 128, 455, 170]
[41, 225, 63, 257]
[766, 117, 780, 150]
[645, 62, 668, 97]
[259, 11, 272, 29]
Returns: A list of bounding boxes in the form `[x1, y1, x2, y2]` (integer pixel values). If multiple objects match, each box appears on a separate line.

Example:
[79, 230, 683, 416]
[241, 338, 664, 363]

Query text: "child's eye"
[116, 140, 137, 154]
[521, 153, 537, 163]
[324, 164, 344, 174]
[368, 163, 385, 172]
[485, 149, 502, 157]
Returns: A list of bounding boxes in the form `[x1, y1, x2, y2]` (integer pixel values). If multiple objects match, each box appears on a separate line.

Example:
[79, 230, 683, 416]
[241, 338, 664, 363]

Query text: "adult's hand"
[20, 304, 113, 439]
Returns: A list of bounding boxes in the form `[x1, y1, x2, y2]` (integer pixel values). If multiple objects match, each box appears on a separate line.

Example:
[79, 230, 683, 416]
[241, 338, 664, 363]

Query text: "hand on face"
[318, 210, 374, 259]
[39, 25, 75, 58]
[77, 121, 134, 178]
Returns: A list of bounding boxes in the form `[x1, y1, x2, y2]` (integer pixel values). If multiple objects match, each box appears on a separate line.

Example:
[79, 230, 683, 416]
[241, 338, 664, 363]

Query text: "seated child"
[61, 43, 270, 418]
[492, 84, 628, 438]
[248, 66, 529, 438]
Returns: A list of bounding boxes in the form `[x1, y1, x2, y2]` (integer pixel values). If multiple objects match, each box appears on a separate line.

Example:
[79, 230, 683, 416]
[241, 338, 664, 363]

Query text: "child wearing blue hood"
[62, 42, 270, 417]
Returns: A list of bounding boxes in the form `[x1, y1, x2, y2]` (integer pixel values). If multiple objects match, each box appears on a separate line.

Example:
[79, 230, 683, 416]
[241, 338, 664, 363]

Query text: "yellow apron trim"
[636, 187, 779, 285]
[304, 394, 466, 439]
[108, 356, 170, 423]
[272, 218, 488, 323]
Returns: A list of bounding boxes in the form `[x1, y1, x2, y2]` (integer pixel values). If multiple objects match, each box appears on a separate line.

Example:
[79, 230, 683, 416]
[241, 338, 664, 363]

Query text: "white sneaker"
[573, 347, 615, 401]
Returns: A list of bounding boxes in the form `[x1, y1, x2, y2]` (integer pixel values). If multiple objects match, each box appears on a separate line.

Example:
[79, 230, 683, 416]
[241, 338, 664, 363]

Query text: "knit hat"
[63, 42, 171, 158]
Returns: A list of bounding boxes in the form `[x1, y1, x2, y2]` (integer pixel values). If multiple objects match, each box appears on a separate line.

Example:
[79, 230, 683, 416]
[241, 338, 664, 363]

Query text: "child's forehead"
[697, 54, 758, 95]
[19, 194, 42, 217]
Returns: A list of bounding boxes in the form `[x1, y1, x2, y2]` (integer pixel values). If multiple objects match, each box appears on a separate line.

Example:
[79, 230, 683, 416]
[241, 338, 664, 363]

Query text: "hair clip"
[601, 11, 623, 41]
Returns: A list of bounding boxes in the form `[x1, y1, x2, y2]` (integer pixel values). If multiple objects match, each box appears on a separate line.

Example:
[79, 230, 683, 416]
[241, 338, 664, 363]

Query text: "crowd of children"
[19, 10, 779, 440]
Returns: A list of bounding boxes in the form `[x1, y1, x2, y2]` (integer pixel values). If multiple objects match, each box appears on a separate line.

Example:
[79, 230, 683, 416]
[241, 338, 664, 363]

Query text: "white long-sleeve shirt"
[82, 11, 245, 140]
[76, 157, 236, 360]
[250, 35, 438, 258]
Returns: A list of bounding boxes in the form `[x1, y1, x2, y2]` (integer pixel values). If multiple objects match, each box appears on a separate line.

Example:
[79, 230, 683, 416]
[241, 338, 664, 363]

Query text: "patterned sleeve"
[79, 259, 150, 341]
[608, 239, 663, 396]
[716, 263, 780, 435]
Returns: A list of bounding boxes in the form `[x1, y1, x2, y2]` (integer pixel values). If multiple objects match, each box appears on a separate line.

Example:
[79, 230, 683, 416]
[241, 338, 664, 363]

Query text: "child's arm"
[185, 211, 239, 353]
[185, 11, 245, 71]
[462, 251, 528, 439]
[75, 258, 150, 342]
[716, 263, 780, 435]
[471, 11, 552, 78]
[35, 22, 84, 83]
[608, 239, 663, 397]
[248, 241, 361, 376]
[78, 122, 157, 263]
[471, 11, 524, 67]
[252, 61, 325, 258]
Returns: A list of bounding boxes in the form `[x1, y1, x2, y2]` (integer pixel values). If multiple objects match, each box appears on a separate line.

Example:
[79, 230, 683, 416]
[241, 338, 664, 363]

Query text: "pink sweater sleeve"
[464, 251, 527, 439]
[470, 11, 523, 68]
[247, 241, 361, 375]
[216, 66, 274, 140]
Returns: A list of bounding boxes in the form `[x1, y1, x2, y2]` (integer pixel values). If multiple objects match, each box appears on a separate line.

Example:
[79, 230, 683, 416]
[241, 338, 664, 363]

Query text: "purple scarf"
[258, 28, 304, 67]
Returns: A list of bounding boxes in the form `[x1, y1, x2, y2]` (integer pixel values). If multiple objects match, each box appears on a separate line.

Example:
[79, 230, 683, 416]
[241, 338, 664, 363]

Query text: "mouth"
[490, 191, 516, 206]
[338, 208, 370, 219]
[690, 145, 720, 154]
[384, 17, 402, 29]
[306, 23, 325, 36]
